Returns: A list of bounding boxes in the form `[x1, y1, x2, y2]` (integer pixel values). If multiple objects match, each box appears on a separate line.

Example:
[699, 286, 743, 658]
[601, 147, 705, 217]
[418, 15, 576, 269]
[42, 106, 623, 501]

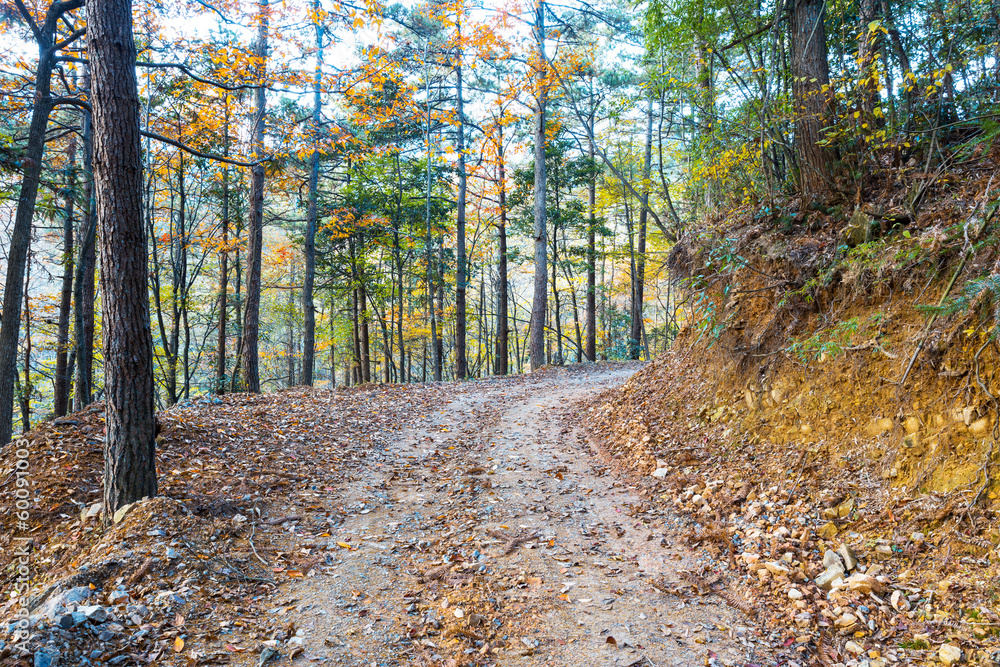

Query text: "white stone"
[938, 643, 962, 665]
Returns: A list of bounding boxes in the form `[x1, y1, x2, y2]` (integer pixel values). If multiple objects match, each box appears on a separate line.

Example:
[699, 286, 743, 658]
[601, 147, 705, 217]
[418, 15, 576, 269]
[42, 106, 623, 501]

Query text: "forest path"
[242, 366, 770, 667]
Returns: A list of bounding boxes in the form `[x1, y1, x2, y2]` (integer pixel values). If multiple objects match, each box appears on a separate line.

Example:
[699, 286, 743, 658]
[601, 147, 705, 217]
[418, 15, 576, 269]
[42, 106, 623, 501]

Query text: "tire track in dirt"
[245, 366, 773, 667]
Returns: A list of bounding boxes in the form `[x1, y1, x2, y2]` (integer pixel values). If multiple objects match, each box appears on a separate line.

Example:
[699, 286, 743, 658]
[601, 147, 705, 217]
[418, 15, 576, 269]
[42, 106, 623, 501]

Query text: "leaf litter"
[0, 365, 777, 667]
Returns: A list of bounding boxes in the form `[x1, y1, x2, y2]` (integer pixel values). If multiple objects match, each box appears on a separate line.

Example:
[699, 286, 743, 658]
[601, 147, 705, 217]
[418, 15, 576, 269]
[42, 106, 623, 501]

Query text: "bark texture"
[790, 0, 834, 194]
[89, 0, 157, 517]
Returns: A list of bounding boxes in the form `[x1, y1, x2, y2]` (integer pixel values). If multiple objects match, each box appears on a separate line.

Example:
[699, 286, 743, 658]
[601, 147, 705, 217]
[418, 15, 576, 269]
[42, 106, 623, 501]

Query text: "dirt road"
[245, 365, 771, 667]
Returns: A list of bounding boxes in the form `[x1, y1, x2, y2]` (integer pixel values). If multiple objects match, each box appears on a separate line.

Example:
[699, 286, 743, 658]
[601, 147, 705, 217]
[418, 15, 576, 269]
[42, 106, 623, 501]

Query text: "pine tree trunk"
[301, 0, 322, 386]
[0, 28, 60, 443]
[791, 0, 833, 194]
[74, 79, 97, 412]
[54, 132, 76, 416]
[240, 0, 269, 393]
[630, 100, 652, 360]
[528, 0, 548, 372]
[454, 22, 469, 380]
[216, 104, 230, 393]
[494, 150, 509, 376]
[585, 130, 597, 362]
[89, 0, 157, 517]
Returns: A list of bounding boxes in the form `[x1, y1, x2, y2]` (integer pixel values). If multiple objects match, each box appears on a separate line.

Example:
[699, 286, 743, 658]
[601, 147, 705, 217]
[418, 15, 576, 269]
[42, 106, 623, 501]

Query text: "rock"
[845, 640, 864, 655]
[56, 615, 76, 630]
[969, 418, 990, 436]
[651, 468, 669, 479]
[938, 643, 962, 665]
[107, 588, 130, 604]
[823, 550, 843, 570]
[903, 416, 921, 434]
[845, 573, 873, 594]
[873, 543, 893, 559]
[258, 647, 280, 666]
[843, 209, 874, 247]
[866, 418, 894, 436]
[835, 613, 858, 628]
[113, 503, 135, 525]
[903, 433, 920, 449]
[815, 566, 845, 591]
[764, 561, 790, 576]
[837, 497, 855, 519]
[166, 547, 179, 559]
[33, 649, 59, 667]
[741, 553, 760, 565]
[890, 590, 910, 612]
[788, 588, 803, 600]
[837, 544, 858, 570]
[78, 605, 109, 623]
[39, 586, 91, 619]
[817, 522, 839, 539]
[691, 494, 705, 506]
[84, 503, 102, 521]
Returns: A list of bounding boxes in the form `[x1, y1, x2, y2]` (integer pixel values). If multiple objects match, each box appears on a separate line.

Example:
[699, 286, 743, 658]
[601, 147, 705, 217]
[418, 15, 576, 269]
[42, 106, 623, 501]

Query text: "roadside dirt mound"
[589, 157, 1000, 666]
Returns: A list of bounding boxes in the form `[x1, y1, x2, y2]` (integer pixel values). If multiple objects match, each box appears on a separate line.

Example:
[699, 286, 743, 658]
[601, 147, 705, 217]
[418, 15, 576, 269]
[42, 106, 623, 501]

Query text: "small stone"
[166, 547, 179, 559]
[33, 649, 59, 667]
[873, 543, 893, 560]
[837, 497, 855, 519]
[78, 605, 109, 623]
[817, 522, 839, 539]
[845, 573, 873, 594]
[85, 503, 102, 520]
[112, 503, 135, 525]
[845, 640, 864, 655]
[938, 643, 962, 665]
[815, 566, 845, 591]
[764, 561, 790, 575]
[453, 608, 464, 619]
[788, 588, 803, 600]
[890, 590, 910, 612]
[903, 416, 921, 434]
[866, 418, 894, 436]
[741, 553, 760, 565]
[835, 613, 858, 628]
[837, 544, 858, 570]
[823, 550, 843, 570]
[969, 418, 990, 436]
[651, 468, 669, 479]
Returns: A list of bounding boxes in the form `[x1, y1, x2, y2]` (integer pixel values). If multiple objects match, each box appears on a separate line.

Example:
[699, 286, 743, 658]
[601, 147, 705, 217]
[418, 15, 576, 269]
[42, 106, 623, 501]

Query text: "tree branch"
[48, 96, 264, 167]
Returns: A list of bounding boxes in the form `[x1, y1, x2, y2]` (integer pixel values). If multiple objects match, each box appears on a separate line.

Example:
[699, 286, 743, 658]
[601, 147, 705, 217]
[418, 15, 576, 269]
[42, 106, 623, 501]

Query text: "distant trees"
[3, 0, 992, 432]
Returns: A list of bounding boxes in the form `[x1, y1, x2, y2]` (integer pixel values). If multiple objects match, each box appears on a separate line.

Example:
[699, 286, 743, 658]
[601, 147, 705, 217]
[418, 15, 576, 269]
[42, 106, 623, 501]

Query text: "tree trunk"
[790, 0, 834, 194]
[89, 0, 157, 517]
[454, 19, 469, 380]
[74, 79, 97, 412]
[240, 0, 269, 393]
[493, 141, 509, 376]
[528, 0, 548, 372]
[301, 0, 322, 386]
[54, 132, 77, 416]
[585, 128, 597, 362]
[216, 103, 230, 394]
[20, 263, 32, 433]
[630, 100, 652, 360]
[0, 25, 60, 443]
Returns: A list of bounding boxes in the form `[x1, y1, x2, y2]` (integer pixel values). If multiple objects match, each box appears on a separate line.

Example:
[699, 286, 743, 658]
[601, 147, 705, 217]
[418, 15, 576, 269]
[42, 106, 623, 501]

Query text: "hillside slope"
[588, 151, 1000, 665]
